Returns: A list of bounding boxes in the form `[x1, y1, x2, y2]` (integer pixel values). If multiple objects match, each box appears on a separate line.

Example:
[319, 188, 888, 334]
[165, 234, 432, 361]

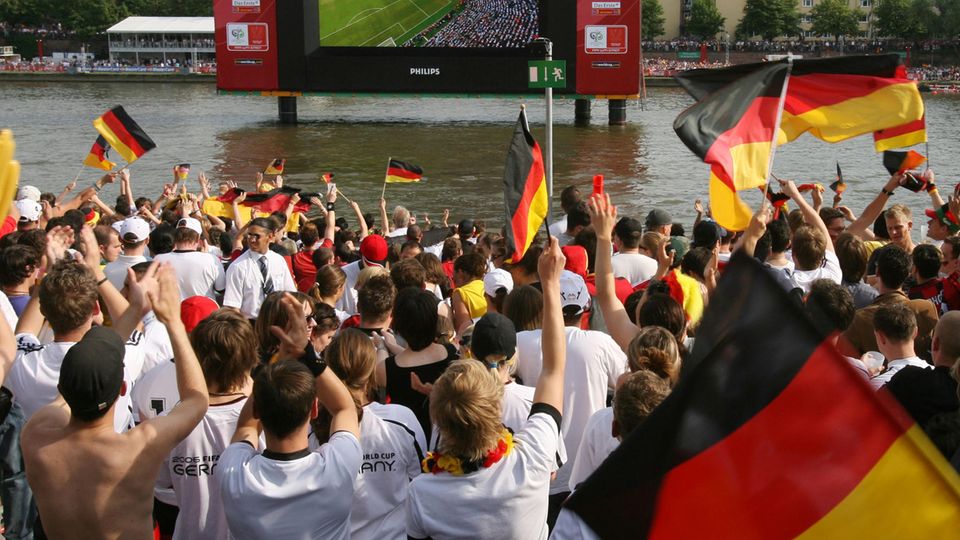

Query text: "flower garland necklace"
[422, 429, 514, 475]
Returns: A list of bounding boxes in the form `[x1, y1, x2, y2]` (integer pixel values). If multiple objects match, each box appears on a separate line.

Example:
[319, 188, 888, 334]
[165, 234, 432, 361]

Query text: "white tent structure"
[106, 17, 214, 65]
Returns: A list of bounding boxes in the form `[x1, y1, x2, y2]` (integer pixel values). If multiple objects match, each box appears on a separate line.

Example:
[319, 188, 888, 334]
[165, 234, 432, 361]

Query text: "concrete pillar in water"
[574, 99, 591, 126]
[608, 99, 627, 125]
[278, 96, 298, 124]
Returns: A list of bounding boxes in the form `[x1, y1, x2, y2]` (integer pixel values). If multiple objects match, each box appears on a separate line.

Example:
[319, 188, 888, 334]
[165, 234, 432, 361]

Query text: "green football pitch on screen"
[319, 0, 458, 47]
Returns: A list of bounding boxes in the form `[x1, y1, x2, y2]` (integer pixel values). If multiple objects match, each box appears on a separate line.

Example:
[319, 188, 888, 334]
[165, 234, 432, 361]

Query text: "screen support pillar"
[574, 99, 591, 126]
[608, 99, 626, 125]
[278, 96, 297, 124]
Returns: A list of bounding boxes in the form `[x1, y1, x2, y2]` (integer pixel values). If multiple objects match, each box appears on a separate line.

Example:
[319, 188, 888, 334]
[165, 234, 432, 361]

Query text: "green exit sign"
[528, 60, 566, 89]
[678, 51, 700, 59]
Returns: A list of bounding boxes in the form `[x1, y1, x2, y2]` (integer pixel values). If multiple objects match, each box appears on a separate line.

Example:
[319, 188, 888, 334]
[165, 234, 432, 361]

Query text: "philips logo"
[410, 68, 440, 76]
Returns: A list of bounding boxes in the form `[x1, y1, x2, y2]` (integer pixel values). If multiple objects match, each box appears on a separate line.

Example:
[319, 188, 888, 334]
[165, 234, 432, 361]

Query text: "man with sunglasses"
[223, 218, 296, 321]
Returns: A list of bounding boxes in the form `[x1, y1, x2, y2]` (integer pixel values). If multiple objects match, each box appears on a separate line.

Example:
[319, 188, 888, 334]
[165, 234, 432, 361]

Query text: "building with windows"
[106, 17, 214, 65]
[656, 0, 875, 40]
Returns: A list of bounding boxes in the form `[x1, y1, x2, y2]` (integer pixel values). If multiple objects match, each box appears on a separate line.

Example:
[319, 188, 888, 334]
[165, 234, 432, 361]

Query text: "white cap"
[15, 199, 42, 222]
[111, 220, 124, 234]
[120, 217, 150, 243]
[177, 217, 202, 235]
[17, 185, 41, 202]
[559, 270, 591, 317]
[483, 268, 514, 298]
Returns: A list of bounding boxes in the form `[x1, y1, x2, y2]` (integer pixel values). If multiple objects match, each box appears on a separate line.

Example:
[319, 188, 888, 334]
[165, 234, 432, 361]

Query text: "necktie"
[258, 255, 275, 296]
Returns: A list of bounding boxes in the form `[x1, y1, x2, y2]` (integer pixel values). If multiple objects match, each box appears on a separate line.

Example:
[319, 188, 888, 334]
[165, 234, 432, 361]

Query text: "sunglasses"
[246, 232, 262, 240]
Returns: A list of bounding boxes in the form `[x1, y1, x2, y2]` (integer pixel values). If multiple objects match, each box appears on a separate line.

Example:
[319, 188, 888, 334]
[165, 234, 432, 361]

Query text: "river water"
[1, 80, 958, 231]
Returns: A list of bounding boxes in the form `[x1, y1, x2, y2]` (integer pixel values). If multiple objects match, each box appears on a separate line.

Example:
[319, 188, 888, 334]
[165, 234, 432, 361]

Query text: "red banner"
[215, 0, 279, 91]
[575, 0, 641, 96]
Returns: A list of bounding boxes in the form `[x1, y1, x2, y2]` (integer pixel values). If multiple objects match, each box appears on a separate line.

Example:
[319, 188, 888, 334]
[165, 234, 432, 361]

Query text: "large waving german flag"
[675, 55, 924, 231]
[217, 186, 318, 214]
[503, 108, 548, 263]
[564, 252, 960, 539]
[675, 62, 790, 231]
[92, 106, 156, 164]
[82, 135, 116, 171]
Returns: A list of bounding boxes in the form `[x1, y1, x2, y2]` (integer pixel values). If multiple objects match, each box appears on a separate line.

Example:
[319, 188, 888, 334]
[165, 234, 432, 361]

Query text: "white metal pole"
[545, 39, 554, 225]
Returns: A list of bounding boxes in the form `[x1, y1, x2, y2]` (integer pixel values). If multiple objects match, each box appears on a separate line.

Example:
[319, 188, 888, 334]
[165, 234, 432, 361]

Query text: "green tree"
[874, 0, 924, 38]
[810, 0, 861, 40]
[642, 0, 666, 38]
[737, 0, 801, 40]
[686, 0, 726, 39]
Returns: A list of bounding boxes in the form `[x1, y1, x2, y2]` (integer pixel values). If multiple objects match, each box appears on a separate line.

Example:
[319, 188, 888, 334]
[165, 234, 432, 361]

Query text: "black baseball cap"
[614, 217, 643, 242]
[58, 326, 125, 417]
[645, 209, 673, 230]
[471, 313, 517, 366]
[692, 220, 723, 248]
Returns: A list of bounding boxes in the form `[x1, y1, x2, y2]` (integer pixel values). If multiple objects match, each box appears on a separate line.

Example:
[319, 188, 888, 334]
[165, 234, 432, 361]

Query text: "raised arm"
[350, 200, 367, 241]
[231, 192, 248, 230]
[379, 197, 390, 234]
[533, 237, 566, 411]
[55, 177, 77, 205]
[120, 169, 135, 211]
[923, 169, 945, 208]
[736, 204, 771, 258]
[846, 174, 903, 240]
[781, 179, 834, 252]
[76, 226, 139, 338]
[588, 193, 638, 350]
[141, 264, 209, 448]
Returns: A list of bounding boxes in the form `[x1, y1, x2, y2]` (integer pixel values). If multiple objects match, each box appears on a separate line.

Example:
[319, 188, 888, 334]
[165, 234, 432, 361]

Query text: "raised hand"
[270, 293, 311, 359]
[537, 236, 566, 286]
[145, 262, 179, 325]
[587, 193, 618, 240]
[128, 261, 161, 319]
[45, 225, 73, 264]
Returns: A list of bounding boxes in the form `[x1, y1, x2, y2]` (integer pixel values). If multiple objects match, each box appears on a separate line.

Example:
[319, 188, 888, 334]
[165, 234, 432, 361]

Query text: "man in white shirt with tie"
[223, 218, 296, 320]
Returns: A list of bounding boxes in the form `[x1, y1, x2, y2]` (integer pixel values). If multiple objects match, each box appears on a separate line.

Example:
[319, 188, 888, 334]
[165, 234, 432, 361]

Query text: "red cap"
[360, 234, 388, 265]
[180, 296, 219, 333]
[561, 245, 588, 277]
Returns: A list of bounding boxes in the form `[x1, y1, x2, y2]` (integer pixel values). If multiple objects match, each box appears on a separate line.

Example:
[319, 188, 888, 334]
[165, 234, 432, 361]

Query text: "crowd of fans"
[405, 0, 539, 48]
[0, 154, 954, 538]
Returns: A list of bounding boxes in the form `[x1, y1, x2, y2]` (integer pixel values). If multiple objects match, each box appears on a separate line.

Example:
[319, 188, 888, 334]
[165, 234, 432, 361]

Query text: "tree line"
[0, 0, 211, 38]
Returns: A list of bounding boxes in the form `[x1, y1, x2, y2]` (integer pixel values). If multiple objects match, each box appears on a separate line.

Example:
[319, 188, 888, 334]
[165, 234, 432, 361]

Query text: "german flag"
[265, 158, 285, 175]
[385, 159, 423, 183]
[564, 252, 960, 539]
[675, 54, 924, 231]
[883, 149, 927, 175]
[83, 136, 116, 171]
[830, 162, 847, 193]
[92, 106, 156, 164]
[874, 116, 927, 152]
[675, 62, 790, 231]
[217, 186, 318, 214]
[320, 172, 334, 184]
[503, 108, 548, 263]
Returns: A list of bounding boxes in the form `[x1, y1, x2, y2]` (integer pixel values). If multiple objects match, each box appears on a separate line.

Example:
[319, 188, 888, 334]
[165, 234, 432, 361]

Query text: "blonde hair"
[627, 326, 681, 384]
[885, 203, 912, 222]
[639, 231, 666, 254]
[325, 329, 377, 397]
[430, 360, 504, 461]
[356, 266, 388, 290]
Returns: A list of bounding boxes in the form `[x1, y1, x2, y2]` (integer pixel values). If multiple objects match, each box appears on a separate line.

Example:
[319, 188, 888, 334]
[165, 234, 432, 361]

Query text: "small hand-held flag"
[883, 149, 927, 176]
[265, 158, 285, 175]
[830, 162, 847, 194]
[385, 159, 423, 183]
[92, 106, 156, 164]
[83, 136, 116, 171]
[564, 252, 960, 539]
[176, 163, 190, 181]
[503, 108, 548, 263]
[320, 172, 335, 184]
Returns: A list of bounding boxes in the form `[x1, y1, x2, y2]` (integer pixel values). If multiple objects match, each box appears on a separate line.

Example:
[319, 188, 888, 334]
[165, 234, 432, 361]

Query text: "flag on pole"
[883, 149, 927, 175]
[564, 252, 960, 539]
[92, 106, 156, 164]
[320, 172, 334, 183]
[83, 136, 116, 171]
[675, 54, 925, 232]
[176, 163, 190, 181]
[385, 159, 423, 183]
[503, 108, 548, 263]
[265, 158, 285, 175]
[873, 116, 927, 152]
[830, 162, 847, 194]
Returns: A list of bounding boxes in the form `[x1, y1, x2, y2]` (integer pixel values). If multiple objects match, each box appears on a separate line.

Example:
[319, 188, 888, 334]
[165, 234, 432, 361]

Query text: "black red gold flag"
[830, 162, 846, 193]
[883, 149, 927, 175]
[218, 186, 318, 214]
[320, 172, 334, 183]
[83, 136, 116, 171]
[564, 252, 960, 539]
[92, 106, 156, 163]
[265, 158, 285, 175]
[502, 108, 548, 263]
[874, 115, 927, 152]
[385, 159, 423, 183]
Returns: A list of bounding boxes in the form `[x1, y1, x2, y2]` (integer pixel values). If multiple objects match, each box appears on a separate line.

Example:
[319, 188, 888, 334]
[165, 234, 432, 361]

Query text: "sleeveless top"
[384, 343, 458, 440]
[457, 279, 487, 319]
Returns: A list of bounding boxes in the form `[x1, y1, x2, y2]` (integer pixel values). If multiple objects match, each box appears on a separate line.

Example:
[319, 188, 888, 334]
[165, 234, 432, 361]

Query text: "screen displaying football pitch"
[318, 0, 540, 48]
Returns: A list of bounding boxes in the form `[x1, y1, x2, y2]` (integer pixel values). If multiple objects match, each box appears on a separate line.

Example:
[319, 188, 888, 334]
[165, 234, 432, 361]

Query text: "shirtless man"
[22, 262, 208, 539]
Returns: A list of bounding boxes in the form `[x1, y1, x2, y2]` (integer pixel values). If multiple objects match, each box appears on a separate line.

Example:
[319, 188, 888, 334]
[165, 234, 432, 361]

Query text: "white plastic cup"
[862, 351, 885, 372]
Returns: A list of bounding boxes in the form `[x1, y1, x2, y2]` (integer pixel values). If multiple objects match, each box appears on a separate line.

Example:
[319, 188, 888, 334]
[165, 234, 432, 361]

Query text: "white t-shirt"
[132, 359, 180, 506]
[406, 406, 561, 540]
[515, 327, 627, 495]
[349, 402, 426, 540]
[550, 509, 601, 540]
[549, 217, 568, 237]
[103, 254, 148, 291]
[792, 250, 842, 293]
[336, 260, 362, 316]
[7, 332, 140, 432]
[389, 227, 408, 238]
[567, 407, 618, 492]
[219, 431, 362, 540]
[610, 252, 658, 287]
[0, 293, 17, 331]
[139, 313, 173, 378]
[160, 396, 247, 540]
[870, 356, 931, 389]
[502, 381, 535, 434]
[223, 249, 296, 319]
[154, 250, 226, 300]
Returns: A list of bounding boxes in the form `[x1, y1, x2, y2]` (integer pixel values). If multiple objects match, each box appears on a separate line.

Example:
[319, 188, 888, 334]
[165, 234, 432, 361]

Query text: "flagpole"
[336, 188, 353, 205]
[762, 57, 794, 201]
[925, 141, 930, 171]
[381, 156, 390, 201]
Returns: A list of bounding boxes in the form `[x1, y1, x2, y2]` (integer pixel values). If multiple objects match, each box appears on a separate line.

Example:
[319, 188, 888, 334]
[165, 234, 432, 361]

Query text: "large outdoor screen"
[318, 0, 540, 48]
